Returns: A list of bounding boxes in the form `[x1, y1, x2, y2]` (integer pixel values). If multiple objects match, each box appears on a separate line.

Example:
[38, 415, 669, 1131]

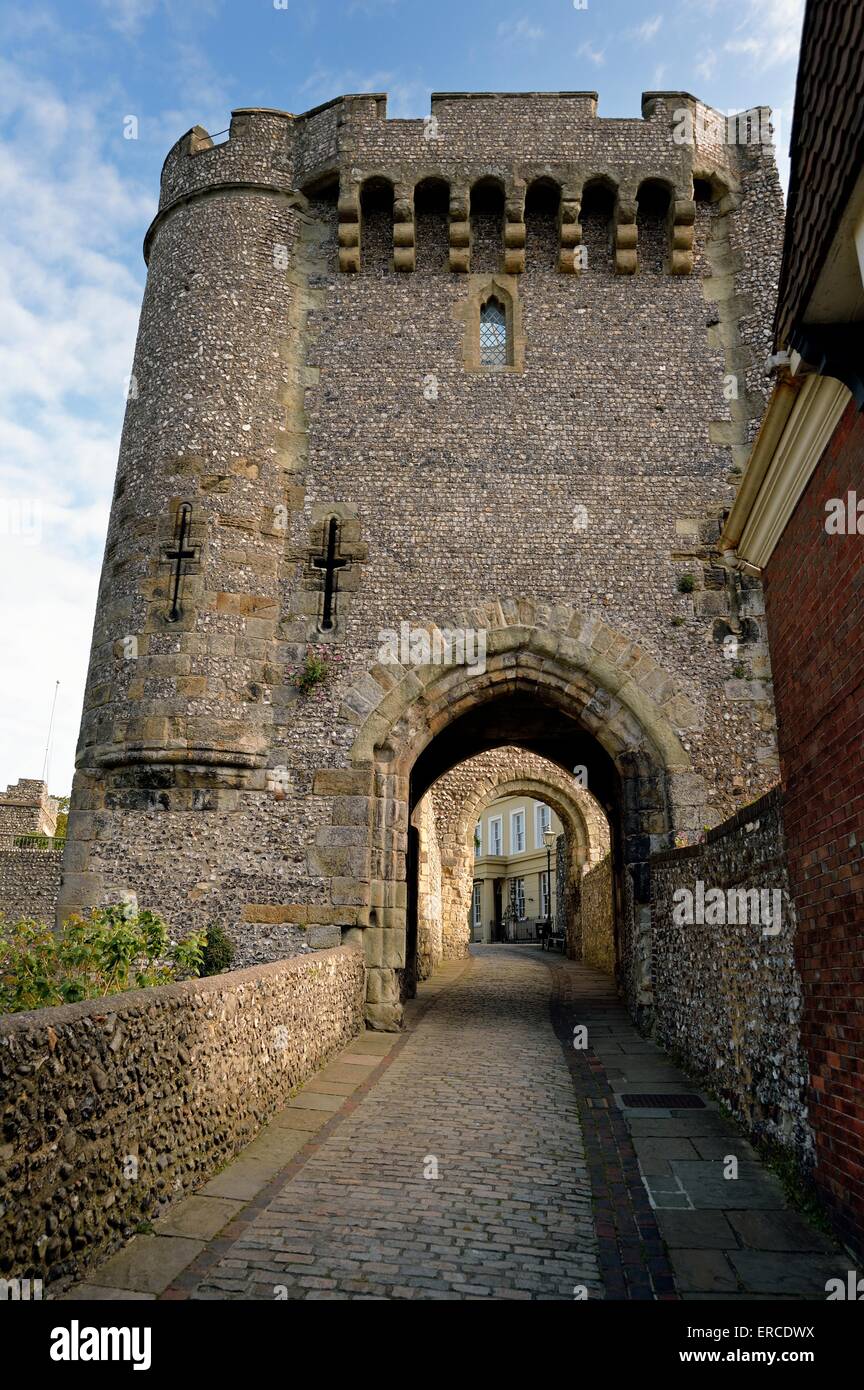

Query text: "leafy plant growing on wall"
[200, 922, 236, 977]
[287, 644, 343, 698]
[0, 905, 205, 1014]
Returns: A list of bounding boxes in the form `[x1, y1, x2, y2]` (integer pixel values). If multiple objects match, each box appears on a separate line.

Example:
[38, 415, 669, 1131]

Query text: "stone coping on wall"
[651, 785, 782, 865]
[0, 943, 355, 1036]
[0, 847, 64, 866]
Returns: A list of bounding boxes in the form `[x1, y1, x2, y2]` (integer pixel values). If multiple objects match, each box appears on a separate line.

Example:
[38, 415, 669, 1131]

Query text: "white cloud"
[98, 0, 160, 37]
[497, 17, 545, 45]
[694, 49, 717, 82]
[576, 40, 605, 68]
[0, 59, 150, 793]
[97, 0, 224, 39]
[629, 15, 663, 44]
[720, 0, 805, 68]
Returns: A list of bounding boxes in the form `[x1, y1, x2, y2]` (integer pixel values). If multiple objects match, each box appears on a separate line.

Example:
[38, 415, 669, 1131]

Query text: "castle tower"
[60, 92, 785, 1027]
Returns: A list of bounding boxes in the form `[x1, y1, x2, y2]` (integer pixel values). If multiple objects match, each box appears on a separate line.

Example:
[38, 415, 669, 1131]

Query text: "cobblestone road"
[190, 945, 602, 1300]
[69, 944, 841, 1302]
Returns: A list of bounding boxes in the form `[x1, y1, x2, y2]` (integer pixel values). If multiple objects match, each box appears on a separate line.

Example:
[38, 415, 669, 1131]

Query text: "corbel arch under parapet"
[359, 175, 394, 271]
[636, 177, 675, 272]
[414, 176, 450, 272]
[469, 176, 506, 275]
[580, 175, 618, 270]
[524, 177, 562, 272]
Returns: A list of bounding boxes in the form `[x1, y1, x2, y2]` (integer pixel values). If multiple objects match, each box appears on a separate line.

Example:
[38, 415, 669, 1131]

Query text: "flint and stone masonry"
[60, 91, 785, 1028]
[651, 789, 812, 1173]
[0, 946, 364, 1284]
[0, 780, 62, 925]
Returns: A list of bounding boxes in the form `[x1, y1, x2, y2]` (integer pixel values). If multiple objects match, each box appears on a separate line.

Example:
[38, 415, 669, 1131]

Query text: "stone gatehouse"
[59, 90, 784, 1028]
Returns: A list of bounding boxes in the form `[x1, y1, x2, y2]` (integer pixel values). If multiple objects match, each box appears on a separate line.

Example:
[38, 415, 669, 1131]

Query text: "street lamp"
[543, 827, 555, 947]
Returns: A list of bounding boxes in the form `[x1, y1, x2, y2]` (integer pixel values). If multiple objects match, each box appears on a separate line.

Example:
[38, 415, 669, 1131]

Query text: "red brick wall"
[764, 397, 864, 1258]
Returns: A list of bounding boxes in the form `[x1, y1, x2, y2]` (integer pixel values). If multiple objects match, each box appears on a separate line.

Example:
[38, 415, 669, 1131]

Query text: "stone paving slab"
[155, 1196, 245, 1241]
[58, 1285, 156, 1301]
[626, 1115, 735, 1137]
[201, 1158, 292, 1201]
[726, 1209, 837, 1252]
[287, 1091, 343, 1112]
[690, 1136, 759, 1161]
[77, 1235, 206, 1295]
[317, 1062, 376, 1084]
[729, 1251, 843, 1297]
[656, 1210, 737, 1249]
[630, 1137, 700, 1175]
[343, 1034, 401, 1056]
[240, 1129, 310, 1165]
[668, 1160, 787, 1210]
[271, 1108, 332, 1132]
[668, 1248, 739, 1294]
[682, 1292, 787, 1301]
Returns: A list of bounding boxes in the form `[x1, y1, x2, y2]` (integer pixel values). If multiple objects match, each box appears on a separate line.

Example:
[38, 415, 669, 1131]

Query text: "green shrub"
[200, 922, 235, 977]
[677, 574, 696, 594]
[0, 905, 205, 1015]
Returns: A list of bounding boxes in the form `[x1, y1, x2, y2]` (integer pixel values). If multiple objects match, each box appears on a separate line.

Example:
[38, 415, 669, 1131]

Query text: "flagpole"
[41, 680, 60, 787]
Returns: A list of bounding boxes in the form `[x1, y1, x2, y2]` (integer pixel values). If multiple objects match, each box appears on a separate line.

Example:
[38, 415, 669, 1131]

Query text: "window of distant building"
[472, 882, 482, 929]
[489, 816, 503, 856]
[540, 870, 551, 918]
[510, 877, 526, 920]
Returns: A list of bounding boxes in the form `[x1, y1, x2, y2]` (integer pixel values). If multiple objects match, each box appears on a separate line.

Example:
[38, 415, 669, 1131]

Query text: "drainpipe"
[719, 550, 763, 579]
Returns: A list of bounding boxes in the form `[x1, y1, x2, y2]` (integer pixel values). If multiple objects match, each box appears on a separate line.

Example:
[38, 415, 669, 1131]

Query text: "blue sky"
[0, 0, 805, 795]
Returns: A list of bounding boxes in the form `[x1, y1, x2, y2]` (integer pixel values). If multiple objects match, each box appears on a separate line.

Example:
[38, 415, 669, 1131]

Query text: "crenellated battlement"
[0, 779, 58, 845]
[148, 90, 776, 277]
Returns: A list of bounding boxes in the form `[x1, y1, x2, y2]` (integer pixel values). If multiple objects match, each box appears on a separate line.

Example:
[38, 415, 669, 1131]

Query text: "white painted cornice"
[721, 374, 852, 570]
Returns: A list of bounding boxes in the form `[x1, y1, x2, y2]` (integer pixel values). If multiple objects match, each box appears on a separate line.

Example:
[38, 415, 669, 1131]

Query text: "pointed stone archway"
[318, 598, 705, 1028]
[412, 747, 610, 979]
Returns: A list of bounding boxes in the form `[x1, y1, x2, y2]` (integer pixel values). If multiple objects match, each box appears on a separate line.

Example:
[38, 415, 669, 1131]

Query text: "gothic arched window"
[479, 296, 508, 367]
